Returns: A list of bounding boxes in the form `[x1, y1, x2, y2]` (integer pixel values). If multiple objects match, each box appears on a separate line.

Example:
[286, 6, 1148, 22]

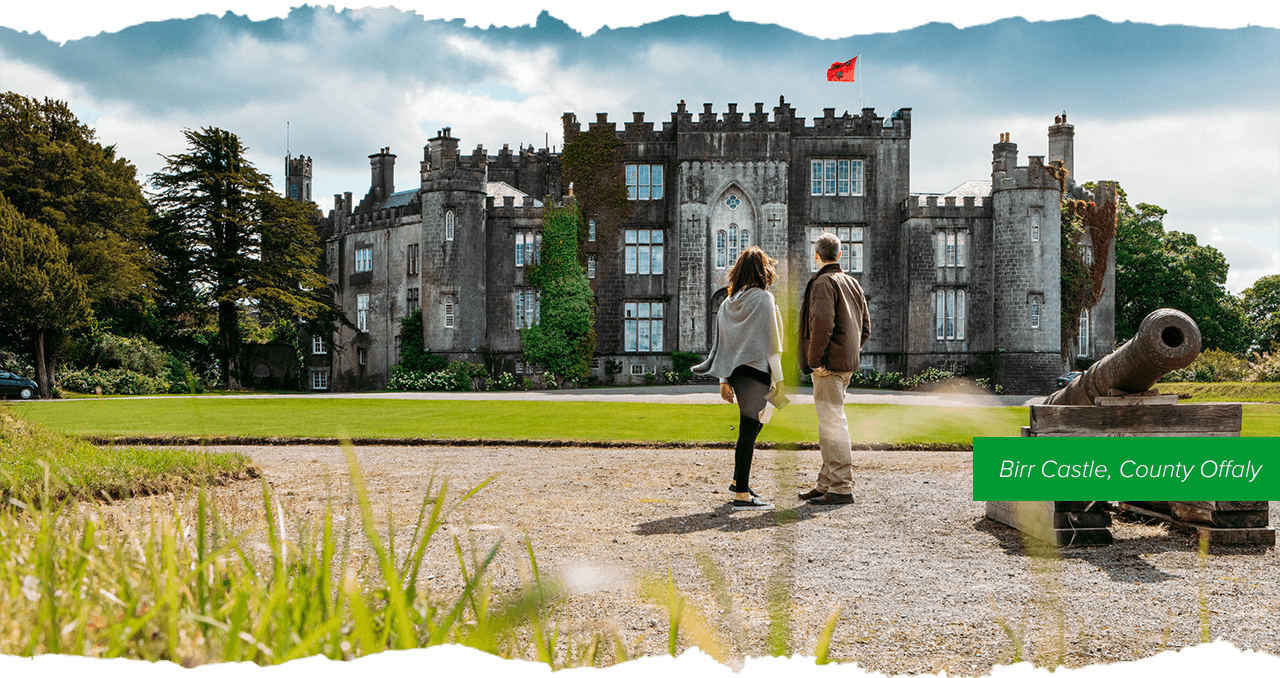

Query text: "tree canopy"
[1241, 274, 1280, 353]
[150, 127, 332, 388]
[521, 203, 596, 384]
[1114, 186, 1247, 353]
[0, 92, 154, 310]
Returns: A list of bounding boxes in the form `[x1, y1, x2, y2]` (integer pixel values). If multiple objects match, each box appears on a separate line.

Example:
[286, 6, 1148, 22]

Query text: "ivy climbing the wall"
[1059, 194, 1117, 366]
[560, 125, 628, 261]
[521, 202, 597, 385]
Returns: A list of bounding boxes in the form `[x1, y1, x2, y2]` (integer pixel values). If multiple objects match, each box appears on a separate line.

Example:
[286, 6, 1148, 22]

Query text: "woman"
[692, 246, 785, 511]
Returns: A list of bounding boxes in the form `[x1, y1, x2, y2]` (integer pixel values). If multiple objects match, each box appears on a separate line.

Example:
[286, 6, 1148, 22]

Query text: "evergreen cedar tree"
[150, 127, 335, 389]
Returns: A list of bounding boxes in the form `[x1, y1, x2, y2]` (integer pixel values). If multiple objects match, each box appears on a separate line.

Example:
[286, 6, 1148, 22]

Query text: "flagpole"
[858, 52, 863, 110]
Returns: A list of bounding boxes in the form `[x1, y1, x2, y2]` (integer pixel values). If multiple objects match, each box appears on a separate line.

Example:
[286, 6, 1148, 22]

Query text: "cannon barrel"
[1044, 308, 1201, 406]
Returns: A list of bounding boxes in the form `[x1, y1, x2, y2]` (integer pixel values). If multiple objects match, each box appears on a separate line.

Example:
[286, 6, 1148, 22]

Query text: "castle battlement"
[562, 98, 911, 143]
[902, 194, 991, 219]
[485, 194, 546, 217]
[286, 154, 312, 178]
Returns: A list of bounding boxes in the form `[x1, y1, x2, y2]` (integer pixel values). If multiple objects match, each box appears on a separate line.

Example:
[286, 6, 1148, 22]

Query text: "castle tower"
[284, 154, 313, 202]
[419, 128, 488, 358]
[990, 134, 1063, 393]
[1048, 114, 1075, 183]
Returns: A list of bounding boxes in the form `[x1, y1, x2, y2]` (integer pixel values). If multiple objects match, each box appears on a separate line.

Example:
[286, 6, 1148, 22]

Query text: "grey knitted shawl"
[691, 287, 783, 380]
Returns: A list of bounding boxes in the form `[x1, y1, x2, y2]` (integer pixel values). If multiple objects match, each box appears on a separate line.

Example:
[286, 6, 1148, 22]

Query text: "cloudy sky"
[2, 2, 1277, 293]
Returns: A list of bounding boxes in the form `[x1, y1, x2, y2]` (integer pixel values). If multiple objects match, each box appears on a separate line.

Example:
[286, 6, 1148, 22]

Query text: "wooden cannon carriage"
[985, 309, 1274, 549]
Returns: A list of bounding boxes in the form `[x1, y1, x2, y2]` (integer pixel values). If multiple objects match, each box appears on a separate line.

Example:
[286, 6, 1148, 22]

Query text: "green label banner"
[973, 437, 1280, 500]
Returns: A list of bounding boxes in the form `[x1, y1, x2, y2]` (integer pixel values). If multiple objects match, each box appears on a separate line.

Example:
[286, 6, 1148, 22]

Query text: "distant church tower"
[285, 154, 313, 202]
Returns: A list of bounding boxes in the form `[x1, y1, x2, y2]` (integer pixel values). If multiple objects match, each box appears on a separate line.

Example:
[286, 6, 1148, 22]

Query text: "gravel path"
[198, 443, 1279, 674]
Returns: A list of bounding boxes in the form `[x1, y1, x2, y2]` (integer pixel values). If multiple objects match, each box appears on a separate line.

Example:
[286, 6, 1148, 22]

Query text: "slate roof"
[911, 180, 991, 206]
[486, 181, 543, 207]
[378, 189, 418, 210]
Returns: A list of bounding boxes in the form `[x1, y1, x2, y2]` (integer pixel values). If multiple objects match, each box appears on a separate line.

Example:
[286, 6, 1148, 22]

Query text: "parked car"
[0, 369, 39, 399]
[1056, 371, 1083, 389]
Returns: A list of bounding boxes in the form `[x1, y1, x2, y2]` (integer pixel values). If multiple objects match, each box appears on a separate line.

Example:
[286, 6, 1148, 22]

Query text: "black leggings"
[728, 365, 771, 493]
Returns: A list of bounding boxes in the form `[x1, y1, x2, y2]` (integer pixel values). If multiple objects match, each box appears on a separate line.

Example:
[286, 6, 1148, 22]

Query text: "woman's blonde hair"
[727, 246, 777, 297]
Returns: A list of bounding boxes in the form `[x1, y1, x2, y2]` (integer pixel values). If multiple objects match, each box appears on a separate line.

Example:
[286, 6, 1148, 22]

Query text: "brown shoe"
[808, 492, 854, 505]
[798, 488, 825, 501]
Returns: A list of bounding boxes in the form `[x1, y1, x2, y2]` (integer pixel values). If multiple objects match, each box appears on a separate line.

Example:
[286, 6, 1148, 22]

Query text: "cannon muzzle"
[1044, 308, 1201, 405]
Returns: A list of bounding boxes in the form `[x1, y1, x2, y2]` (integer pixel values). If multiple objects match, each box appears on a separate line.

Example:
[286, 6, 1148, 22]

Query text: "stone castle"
[290, 98, 1114, 394]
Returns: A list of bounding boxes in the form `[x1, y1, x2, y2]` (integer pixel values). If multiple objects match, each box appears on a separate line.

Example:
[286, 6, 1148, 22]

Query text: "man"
[798, 232, 870, 505]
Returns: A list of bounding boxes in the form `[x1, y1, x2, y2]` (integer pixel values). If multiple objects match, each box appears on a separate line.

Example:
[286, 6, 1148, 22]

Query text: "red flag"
[827, 57, 857, 82]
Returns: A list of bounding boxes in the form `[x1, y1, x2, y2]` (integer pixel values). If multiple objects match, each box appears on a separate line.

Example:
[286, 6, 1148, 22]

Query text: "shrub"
[1162, 348, 1250, 383]
[904, 367, 955, 390]
[58, 368, 168, 395]
[670, 351, 701, 382]
[1248, 351, 1280, 382]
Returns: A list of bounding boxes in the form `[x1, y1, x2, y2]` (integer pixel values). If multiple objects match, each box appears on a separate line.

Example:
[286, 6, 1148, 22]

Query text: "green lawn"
[1158, 381, 1280, 403]
[0, 408, 256, 501]
[10, 398, 1277, 444]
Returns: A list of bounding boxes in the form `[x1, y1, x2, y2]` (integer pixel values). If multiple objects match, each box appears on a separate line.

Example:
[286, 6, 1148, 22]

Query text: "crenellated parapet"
[285, 154, 312, 178]
[902, 194, 992, 220]
[563, 97, 912, 144]
[485, 194, 546, 217]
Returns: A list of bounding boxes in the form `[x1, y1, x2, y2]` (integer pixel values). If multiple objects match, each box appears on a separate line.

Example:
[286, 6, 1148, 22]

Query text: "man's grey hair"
[815, 232, 841, 262]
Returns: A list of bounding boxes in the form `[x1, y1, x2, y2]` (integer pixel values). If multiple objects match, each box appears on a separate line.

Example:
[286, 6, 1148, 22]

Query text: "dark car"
[1056, 371, 1083, 389]
[0, 370, 39, 399]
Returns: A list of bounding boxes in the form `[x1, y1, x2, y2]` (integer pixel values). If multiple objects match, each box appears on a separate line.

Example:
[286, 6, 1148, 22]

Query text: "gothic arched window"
[445, 210, 455, 241]
[716, 230, 727, 269]
[740, 229, 750, 251]
[728, 224, 739, 266]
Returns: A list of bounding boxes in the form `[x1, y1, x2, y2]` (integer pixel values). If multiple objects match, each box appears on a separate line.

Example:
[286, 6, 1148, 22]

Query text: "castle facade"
[291, 99, 1114, 394]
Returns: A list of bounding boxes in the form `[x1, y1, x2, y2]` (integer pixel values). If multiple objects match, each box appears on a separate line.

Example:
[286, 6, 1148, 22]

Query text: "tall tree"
[0, 92, 155, 313]
[521, 202, 596, 384]
[0, 195, 90, 397]
[1114, 186, 1247, 353]
[150, 127, 333, 389]
[1240, 274, 1280, 353]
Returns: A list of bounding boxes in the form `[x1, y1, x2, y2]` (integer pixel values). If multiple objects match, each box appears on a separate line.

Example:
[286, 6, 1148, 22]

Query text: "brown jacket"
[799, 263, 870, 374]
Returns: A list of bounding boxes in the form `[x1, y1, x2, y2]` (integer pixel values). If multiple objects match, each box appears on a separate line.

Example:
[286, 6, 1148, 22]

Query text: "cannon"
[985, 308, 1272, 550]
[1044, 308, 1201, 406]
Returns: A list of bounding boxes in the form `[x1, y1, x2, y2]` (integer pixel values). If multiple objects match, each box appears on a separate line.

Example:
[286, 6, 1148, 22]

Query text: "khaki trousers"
[812, 370, 855, 495]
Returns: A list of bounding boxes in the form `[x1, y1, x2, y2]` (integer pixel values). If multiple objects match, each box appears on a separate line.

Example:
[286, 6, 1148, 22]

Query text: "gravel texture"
[195, 443, 1280, 675]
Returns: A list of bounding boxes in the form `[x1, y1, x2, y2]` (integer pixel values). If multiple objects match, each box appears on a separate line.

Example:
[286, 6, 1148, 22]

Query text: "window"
[630, 364, 646, 376]
[311, 369, 328, 390]
[624, 302, 664, 352]
[407, 287, 419, 310]
[357, 348, 367, 366]
[355, 247, 372, 272]
[515, 231, 538, 267]
[587, 255, 596, 279]
[588, 219, 596, 242]
[591, 358, 601, 369]
[312, 336, 327, 355]
[1031, 299, 1041, 329]
[934, 230, 967, 268]
[445, 210, 455, 241]
[625, 230, 664, 275]
[407, 243, 419, 275]
[443, 296, 455, 329]
[809, 226, 865, 273]
[625, 164, 664, 201]
[1078, 309, 1090, 357]
[810, 159, 864, 196]
[1083, 244, 1093, 265]
[1031, 211, 1041, 242]
[715, 225, 749, 269]
[935, 289, 966, 340]
[290, 184, 299, 199]
[357, 294, 369, 332]
[514, 288, 540, 329]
